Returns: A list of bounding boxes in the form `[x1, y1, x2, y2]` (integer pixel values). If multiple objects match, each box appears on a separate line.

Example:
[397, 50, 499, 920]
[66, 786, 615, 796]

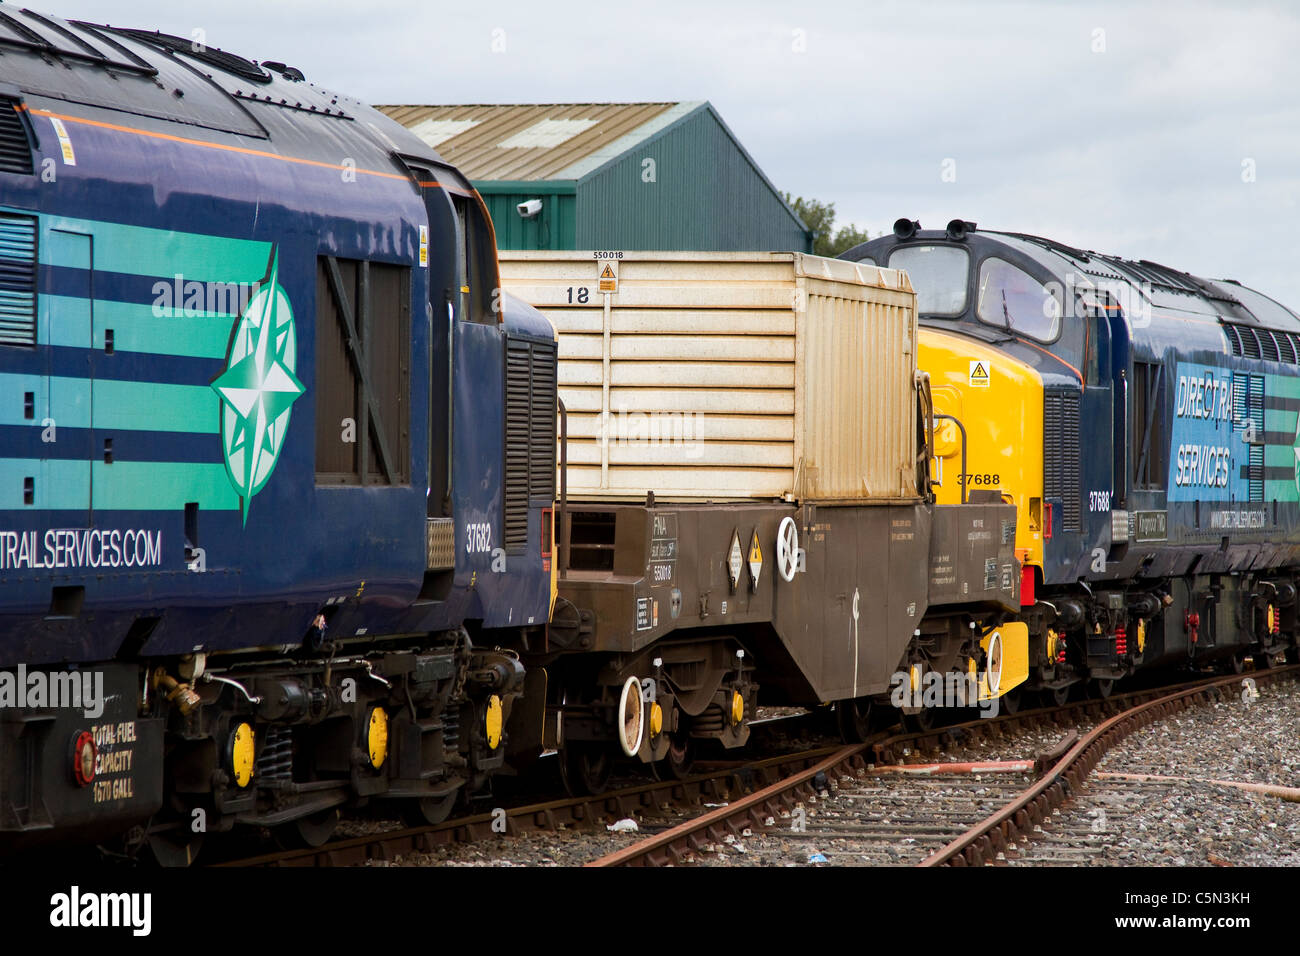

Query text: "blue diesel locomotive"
[844, 220, 1300, 703]
[0, 9, 557, 858]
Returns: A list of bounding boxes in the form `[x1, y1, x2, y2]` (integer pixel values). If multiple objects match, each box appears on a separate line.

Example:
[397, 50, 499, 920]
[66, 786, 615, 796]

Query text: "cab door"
[1104, 293, 1131, 513]
[1080, 293, 1115, 561]
[397, 157, 461, 522]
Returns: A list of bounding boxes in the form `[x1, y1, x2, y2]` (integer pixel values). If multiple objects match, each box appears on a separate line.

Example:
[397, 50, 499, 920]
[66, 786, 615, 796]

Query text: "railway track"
[212, 743, 841, 868]
[643, 759, 1053, 867]
[588, 665, 1300, 867]
[210, 666, 1295, 867]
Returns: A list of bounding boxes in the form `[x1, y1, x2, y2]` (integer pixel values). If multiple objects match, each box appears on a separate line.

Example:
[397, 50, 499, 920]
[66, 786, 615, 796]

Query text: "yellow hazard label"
[597, 260, 618, 293]
[747, 528, 763, 584]
[969, 360, 990, 387]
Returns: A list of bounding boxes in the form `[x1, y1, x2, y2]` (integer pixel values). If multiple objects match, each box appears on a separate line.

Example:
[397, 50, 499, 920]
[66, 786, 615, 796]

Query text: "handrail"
[933, 413, 969, 504]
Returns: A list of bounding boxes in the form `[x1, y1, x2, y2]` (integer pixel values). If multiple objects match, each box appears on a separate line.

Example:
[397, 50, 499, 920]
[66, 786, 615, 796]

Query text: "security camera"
[517, 199, 543, 219]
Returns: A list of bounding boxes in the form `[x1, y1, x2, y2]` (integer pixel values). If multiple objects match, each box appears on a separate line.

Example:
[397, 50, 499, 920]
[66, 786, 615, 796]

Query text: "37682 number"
[466, 522, 492, 554]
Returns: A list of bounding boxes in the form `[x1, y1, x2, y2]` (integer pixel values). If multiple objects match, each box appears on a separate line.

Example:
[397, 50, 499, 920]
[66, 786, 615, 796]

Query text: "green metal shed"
[376, 102, 811, 253]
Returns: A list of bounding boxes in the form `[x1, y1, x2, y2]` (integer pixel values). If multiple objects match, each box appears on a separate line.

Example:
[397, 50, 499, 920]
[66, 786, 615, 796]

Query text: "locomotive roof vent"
[893, 218, 920, 240]
[945, 219, 977, 241]
[105, 27, 271, 83]
[262, 61, 306, 82]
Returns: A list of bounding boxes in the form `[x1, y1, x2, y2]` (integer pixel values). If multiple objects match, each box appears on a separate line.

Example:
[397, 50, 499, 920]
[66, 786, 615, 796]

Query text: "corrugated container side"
[793, 256, 918, 500]
[498, 252, 917, 503]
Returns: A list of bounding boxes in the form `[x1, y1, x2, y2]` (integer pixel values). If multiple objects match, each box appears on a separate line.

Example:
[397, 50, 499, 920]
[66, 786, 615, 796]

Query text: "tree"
[831, 223, 871, 255]
[784, 194, 873, 258]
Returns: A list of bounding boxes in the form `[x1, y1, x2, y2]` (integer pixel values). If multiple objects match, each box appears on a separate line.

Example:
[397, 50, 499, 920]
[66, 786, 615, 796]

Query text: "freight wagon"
[500, 251, 1027, 790]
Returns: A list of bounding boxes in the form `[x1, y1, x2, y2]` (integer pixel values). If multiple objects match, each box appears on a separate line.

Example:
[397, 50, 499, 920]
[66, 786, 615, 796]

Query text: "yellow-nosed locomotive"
[844, 218, 1300, 704]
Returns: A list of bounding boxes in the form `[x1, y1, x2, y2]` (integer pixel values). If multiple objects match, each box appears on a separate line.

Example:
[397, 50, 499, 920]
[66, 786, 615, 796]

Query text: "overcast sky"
[38, 0, 1300, 306]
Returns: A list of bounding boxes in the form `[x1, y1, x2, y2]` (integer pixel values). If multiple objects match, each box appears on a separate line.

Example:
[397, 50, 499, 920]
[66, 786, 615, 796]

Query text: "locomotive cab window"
[453, 195, 499, 325]
[976, 257, 1061, 342]
[1131, 362, 1167, 490]
[887, 245, 968, 316]
[1081, 291, 1117, 384]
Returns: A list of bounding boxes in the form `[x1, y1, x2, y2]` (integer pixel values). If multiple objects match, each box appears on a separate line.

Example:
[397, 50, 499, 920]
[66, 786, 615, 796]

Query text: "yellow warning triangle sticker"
[600, 264, 615, 279]
[972, 362, 986, 377]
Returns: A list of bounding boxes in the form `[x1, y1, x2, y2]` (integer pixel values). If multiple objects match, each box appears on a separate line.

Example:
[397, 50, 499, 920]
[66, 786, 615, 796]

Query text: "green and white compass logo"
[211, 250, 305, 525]
[1293, 413, 1300, 495]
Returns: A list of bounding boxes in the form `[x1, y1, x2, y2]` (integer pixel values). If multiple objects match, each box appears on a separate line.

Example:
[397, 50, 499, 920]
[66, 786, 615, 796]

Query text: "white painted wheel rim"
[777, 517, 798, 583]
[617, 677, 644, 757]
[986, 631, 1003, 695]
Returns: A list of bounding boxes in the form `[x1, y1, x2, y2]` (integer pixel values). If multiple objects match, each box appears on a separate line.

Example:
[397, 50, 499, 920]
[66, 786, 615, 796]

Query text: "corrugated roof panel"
[410, 117, 480, 147]
[374, 103, 678, 180]
[498, 119, 598, 149]
[553, 101, 702, 180]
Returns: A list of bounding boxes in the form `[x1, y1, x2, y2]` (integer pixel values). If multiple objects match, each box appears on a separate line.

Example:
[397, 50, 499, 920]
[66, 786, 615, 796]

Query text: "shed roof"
[375, 101, 703, 181]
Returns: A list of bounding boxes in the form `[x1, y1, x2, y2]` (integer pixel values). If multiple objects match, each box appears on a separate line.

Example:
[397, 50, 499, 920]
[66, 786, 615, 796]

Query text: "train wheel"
[559, 743, 612, 796]
[836, 697, 873, 743]
[902, 708, 935, 733]
[1254, 650, 1284, 669]
[1225, 652, 1247, 675]
[1089, 678, 1115, 700]
[146, 825, 204, 868]
[1042, 686, 1070, 708]
[402, 792, 458, 828]
[998, 688, 1021, 714]
[659, 735, 695, 780]
[280, 807, 341, 849]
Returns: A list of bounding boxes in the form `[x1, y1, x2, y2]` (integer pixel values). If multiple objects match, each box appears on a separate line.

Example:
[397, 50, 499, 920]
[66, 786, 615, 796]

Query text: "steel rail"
[589, 666, 1298, 868]
[214, 744, 842, 868]
[217, 667, 1295, 867]
[919, 664, 1300, 866]
[586, 744, 868, 868]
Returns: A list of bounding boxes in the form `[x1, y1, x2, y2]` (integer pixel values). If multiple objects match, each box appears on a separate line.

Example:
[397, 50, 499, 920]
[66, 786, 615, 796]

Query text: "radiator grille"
[0, 212, 37, 346]
[503, 337, 557, 552]
[0, 101, 33, 176]
[1224, 321, 1300, 367]
[1232, 372, 1265, 502]
[1259, 328, 1280, 362]
[1043, 388, 1081, 532]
